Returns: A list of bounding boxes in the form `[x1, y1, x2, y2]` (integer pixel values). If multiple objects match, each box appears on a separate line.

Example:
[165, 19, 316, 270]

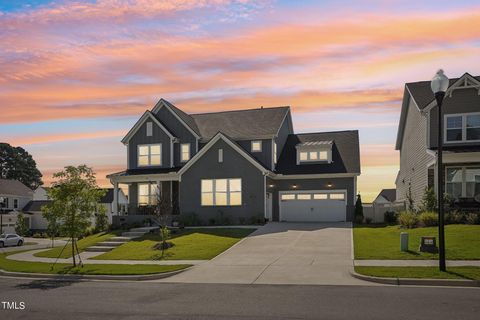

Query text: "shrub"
[208, 218, 216, 226]
[354, 215, 364, 224]
[384, 211, 396, 224]
[354, 194, 364, 223]
[238, 217, 246, 225]
[94, 211, 109, 233]
[465, 212, 480, 225]
[398, 211, 418, 228]
[365, 217, 372, 224]
[445, 210, 465, 224]
[419, 187, 437, 212]
[418, 211, 438, 227]
[15, 213, 30, 236]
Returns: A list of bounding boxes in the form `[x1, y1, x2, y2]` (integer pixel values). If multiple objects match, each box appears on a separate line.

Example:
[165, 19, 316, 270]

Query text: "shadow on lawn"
[130, 228, 255, 242]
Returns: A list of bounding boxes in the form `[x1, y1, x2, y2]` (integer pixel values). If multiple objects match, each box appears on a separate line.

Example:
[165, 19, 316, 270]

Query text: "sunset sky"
[1, 0, 480, 201]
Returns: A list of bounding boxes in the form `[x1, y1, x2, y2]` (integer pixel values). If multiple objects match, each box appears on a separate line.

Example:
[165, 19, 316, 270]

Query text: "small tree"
[94, 207, 108, 233]
[154, 184, 172, 256]
[354, 194, 364, 224]
[419, 187, 437, 212]
[43, 165, 105, 267]
[406, 182, 415, 212]
[15, 213, 29, 236]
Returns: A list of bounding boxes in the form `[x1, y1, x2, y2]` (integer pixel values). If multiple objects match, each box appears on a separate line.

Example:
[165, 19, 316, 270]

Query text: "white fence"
[363, 202, 405, 223]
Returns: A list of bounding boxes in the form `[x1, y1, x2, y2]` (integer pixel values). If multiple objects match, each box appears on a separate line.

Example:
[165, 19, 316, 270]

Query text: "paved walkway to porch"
[6, 249, 206, 266]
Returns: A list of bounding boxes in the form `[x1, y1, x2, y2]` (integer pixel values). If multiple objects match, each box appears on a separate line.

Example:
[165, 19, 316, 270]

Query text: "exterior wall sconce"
[268, 184, 275, 188]
[327, 182, 333, 188]
[292, 184, 297, 189]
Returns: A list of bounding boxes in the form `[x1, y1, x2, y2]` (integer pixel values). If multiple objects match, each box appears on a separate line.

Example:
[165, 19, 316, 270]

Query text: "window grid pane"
[281, 194, 296, 200]
[297, 194, 311, 200]
[329, 193, 345, 200]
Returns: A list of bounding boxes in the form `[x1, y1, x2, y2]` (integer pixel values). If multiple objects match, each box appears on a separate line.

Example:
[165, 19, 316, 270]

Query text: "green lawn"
[355, 266, 480, 280]
[34, 232, 120, 259]
[354, 224, 480, 260]
[93, 228, 256, 261]
[0, 251, 189, 275]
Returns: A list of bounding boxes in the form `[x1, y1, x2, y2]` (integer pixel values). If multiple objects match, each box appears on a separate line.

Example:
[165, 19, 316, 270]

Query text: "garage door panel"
[280, 191, 346, 222]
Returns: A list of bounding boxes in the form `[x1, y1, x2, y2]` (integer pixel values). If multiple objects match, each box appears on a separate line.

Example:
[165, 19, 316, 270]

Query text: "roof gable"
[152, 99, 201, 138]
[178, 132, 269, 176]
[376, 188, 396, 203]
[121, 111, 175, 145]
[0, 179, 33, 197]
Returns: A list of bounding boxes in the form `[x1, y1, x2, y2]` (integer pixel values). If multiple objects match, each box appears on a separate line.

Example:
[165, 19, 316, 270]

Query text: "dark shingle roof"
[23, 200, 51, 212]
[190, 107, 290, 140]
[378, 189, 396, 202]
[406, 74, 480, 110]
[100, 189, 114, 203]
[161, 99, 201, 136]
[275, 130, 360, 175]
[0, 179, 33, 197]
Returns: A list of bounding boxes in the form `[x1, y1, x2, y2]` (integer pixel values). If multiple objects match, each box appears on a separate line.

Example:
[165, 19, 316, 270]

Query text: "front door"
[265, 193, 273, 221]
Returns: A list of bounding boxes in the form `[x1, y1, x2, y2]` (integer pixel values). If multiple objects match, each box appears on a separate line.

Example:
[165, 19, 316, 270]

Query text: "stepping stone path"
[84, 226, 159, 252]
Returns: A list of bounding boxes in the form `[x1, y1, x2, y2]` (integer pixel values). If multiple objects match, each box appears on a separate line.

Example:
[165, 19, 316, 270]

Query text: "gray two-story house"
[108, 99, 360, 225]
[396, 72, 480, 210]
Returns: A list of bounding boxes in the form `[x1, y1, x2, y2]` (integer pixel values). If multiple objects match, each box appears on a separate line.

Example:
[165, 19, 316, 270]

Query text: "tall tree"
[0, 143, 43, 189]
[42, 165, 105, 267]
[354, 194, 364, 223]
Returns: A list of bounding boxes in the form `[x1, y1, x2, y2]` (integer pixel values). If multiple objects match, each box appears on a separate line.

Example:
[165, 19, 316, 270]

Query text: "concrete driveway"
[162, 222, 369, 285]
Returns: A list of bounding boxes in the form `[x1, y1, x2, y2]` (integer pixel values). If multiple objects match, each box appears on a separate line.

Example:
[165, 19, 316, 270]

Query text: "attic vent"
[448, 76, 480, 97]
[146, 122, 153, 136]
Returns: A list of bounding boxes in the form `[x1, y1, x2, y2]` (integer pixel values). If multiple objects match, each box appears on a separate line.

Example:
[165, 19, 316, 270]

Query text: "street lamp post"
[430, 69, 449, 272]
[0, 196, 4, 234]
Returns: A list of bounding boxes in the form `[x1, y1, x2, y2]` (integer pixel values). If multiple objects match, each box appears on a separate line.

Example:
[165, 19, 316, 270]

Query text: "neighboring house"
[33, 186, 50, 200]
[98, 188, 128, 224]
[363, 189, 404, 223]
[108, 99, 360, 225]
[395, 72, 480, 210]
[0, 179, 34, 233]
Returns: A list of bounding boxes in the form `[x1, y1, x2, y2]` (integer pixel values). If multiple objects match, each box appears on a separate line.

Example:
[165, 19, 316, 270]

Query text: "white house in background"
[373, 189, 397, 209]
[98, 188, 128, 224]
[0, 179, 34, 233]
[33, 186, 50, 200]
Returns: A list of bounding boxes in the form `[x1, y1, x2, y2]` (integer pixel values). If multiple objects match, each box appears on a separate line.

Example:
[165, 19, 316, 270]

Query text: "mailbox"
[419, 236, 438, 253]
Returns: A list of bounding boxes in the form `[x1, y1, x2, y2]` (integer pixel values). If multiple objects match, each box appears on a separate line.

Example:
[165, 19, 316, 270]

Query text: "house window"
[138, 183, 158, 206]
[1, 198, 8, 208]
[445, 114, 480, 142]
[146, 122, 153, 136]
[138, 144, 161, 166]
[446, 166, 480, 198]
[201, 178, 242, 206]
[181, 143, 190, 162]
[273, 142, 277, 164]
[251, 141, 262, 152]
[298, 149, 329, 163]
[218, 149, 223, 163]
[13, 199, 18, 209]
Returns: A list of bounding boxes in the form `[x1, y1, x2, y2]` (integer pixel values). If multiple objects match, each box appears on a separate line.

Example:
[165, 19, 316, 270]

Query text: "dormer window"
[251, 140, 262, 152]
[296, 141, 332, 164]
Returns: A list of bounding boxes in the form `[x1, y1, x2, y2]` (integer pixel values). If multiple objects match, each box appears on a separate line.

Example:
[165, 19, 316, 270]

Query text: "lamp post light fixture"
[431, 69, 449, 272]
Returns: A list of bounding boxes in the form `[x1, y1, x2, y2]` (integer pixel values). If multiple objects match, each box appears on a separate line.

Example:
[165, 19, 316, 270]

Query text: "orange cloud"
[5, 130, 125, 146]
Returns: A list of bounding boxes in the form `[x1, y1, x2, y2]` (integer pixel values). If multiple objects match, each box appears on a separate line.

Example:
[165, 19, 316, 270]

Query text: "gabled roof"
[190, 106, 290, 141]
[396, 73, 480, 150]
[152, 99, 201, 138]
[0, 179, 33, 197]
[23, 200, 50, 212]
[376, 189, 396, 203]
[179, 132, 270, 176]
[121, 110, 175, 144]
[275, 130, 360, 175]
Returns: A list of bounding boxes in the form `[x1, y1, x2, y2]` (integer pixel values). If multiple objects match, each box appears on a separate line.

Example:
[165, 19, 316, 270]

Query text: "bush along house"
[107, 99, 360, 226]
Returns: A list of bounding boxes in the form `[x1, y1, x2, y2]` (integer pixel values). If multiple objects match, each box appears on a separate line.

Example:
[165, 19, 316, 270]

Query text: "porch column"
[113, 181, 119, 216]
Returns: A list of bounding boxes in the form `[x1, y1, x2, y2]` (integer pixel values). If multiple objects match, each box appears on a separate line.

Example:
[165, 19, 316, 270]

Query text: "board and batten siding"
[274, 112, 294, 166]
[396, 94, 434, 208]
[128, 120, 172, 169]
[237, 139, 272, 170]
[153, 106, 198, 167]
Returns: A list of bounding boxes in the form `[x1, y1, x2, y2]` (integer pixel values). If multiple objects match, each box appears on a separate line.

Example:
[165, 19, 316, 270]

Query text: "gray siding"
[275, 112, 294, 167]
[154, 106, 198, 167]
[237, 139, 272, 169]
[128, 120, 172, 169]
[429, 87, 480, 149]
[0, 195, 31, 211]
[179, 139, 265, 225]
[396, 95, 434, 208]
[267, 177, 356, 222]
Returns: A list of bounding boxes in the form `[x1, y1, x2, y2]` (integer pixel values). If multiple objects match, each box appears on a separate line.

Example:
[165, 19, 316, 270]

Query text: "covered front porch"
[107, 169, 180, 226]
[428, 151, 480, 210]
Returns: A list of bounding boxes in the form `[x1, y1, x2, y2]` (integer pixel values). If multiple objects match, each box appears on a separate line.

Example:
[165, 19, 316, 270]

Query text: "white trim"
[179, 133, 269, 176]
[272, 173, 359, 180]
[251, 140, 262, 152]
[137, 143, 162, 167]
[108, 173, 180, 184]
[170, 140, 174, 168]
[274, 107, 291, 138]
[121, 111, 175, 144]
[444, 112, 480, 144]
[264, 175, 267, 219]
[151, 99, 201, 139]
[278, 189, 347, 222]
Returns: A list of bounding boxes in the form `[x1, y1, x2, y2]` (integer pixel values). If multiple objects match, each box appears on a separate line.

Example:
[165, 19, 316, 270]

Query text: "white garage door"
[279, 190, 347, 222]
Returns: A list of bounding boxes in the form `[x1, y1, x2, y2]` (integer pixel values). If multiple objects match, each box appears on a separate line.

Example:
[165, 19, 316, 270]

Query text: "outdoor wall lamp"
[292, 184, 297, 189]
[431, 69, 449, 272]
[327, 182, 333, 188]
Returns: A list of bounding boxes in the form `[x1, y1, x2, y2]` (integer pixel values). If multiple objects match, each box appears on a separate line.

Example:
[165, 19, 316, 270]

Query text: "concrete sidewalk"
[0, 238, 68, 254]
[355, 260, 480, 267]
[6, 249, 206, 266]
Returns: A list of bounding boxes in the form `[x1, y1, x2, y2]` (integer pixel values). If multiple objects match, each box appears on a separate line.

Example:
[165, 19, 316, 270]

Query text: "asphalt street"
[0, 277, 479, 320]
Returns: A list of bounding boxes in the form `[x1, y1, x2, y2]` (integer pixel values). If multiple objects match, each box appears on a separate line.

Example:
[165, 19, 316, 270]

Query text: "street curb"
[350, 270, 480, 288]
[0, 266, 192, 282]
